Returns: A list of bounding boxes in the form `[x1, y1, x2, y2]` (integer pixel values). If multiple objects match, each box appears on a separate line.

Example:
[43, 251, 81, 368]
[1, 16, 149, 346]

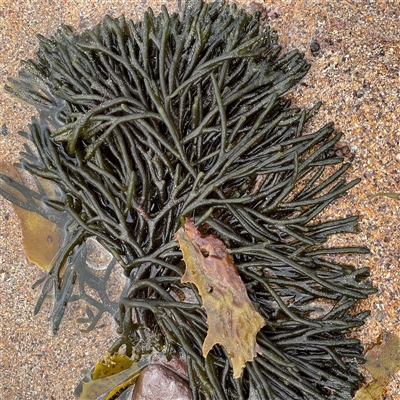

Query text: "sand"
[0, 1, 399, 398]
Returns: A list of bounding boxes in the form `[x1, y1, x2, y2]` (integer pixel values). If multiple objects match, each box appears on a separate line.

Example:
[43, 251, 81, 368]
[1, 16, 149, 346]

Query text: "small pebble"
[310, 41, 320, 55]
[1, 123, 8, 136]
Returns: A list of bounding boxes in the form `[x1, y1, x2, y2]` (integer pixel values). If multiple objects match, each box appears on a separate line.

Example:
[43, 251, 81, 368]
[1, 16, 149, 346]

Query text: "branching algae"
[2, 1, 377, 398]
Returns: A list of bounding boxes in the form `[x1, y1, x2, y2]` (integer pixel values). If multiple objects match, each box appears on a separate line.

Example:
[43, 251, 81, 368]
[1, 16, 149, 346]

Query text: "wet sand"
[0, 1, 399, 398]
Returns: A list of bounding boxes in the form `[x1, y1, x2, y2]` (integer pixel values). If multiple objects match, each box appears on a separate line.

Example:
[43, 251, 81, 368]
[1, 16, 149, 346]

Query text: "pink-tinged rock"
[132, 364, 192, 400]
[156, 358, 188, 380]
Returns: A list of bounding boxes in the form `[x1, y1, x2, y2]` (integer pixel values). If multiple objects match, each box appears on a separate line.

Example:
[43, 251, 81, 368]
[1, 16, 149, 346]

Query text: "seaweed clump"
[3, 1, 376, 399]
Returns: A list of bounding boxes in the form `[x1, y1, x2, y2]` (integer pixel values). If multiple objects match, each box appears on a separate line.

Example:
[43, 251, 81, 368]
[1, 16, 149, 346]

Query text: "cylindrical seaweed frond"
[5, 1, 375, 399]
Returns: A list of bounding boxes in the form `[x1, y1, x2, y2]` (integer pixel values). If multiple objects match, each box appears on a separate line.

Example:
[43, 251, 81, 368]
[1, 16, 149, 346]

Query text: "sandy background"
[0, 0, 399, 399]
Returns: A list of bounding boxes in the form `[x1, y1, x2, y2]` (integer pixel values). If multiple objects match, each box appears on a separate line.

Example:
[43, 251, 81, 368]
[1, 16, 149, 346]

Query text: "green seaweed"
[75, 353, 149, 400]
[370, 192, 399, 200]
[0, 162, 65, 271]
[354, 332, 400, 400]
[2, 1, 377, 399]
